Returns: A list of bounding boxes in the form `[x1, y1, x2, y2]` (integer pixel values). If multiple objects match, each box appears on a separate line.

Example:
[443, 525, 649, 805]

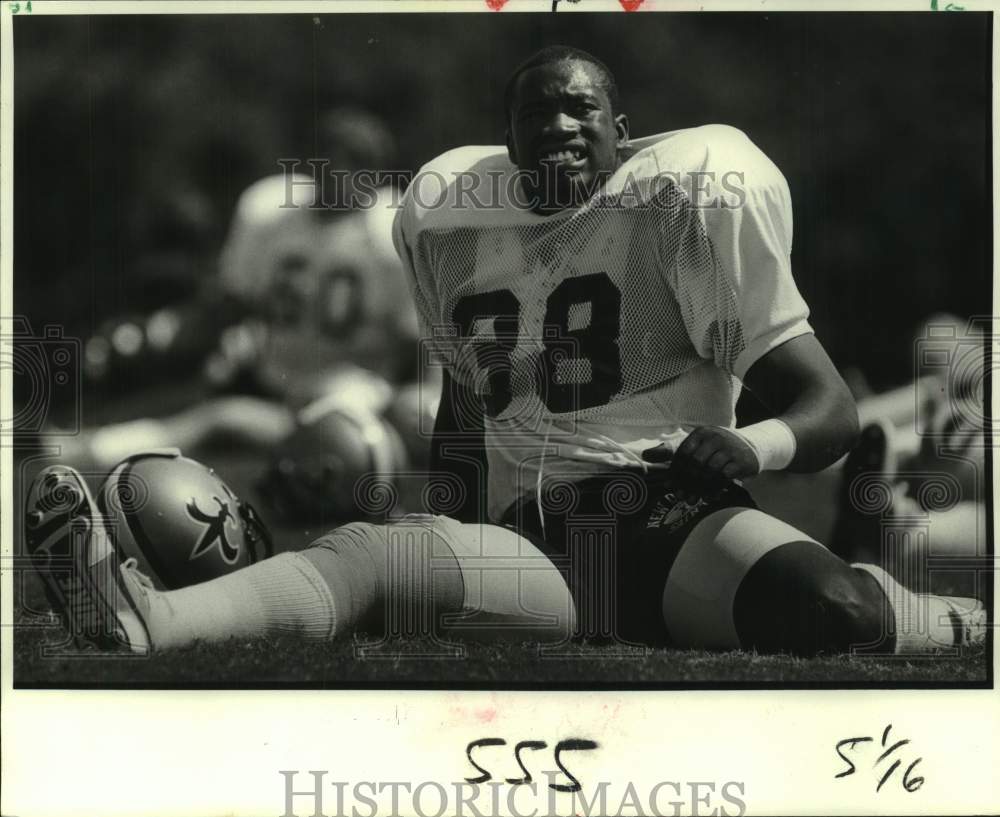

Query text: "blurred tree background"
[13, 11, 990, 392]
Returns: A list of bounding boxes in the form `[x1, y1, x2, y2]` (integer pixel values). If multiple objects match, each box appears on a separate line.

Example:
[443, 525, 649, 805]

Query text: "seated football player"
[396, 45, 986, 655]
[25, 47, 986, 658]
[47, 106, 431, 475]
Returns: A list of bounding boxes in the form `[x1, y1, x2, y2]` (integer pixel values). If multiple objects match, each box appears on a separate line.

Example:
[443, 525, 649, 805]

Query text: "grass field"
[13, 517, 990, 689]
[11, 381, 992, 688]
[13, 604, 990, 688]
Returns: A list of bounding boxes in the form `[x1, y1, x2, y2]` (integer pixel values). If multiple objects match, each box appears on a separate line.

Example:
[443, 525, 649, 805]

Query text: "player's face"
[506, 60, 629, 214]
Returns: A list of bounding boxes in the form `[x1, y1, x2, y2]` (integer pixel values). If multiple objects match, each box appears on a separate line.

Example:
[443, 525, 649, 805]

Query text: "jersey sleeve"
[663, 127, 813, 382]
[391, 183, 450, 367]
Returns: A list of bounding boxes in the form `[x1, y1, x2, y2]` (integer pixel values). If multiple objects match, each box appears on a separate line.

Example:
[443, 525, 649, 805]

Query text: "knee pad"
[430, 517, 577, 642]
[304, 516, 575, 642]
[661, 507, 822, 648]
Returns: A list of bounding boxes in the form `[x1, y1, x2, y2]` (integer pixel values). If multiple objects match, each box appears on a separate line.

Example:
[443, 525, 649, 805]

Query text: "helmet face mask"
[99, 450, 273, 591]
[236, 499, 274, 566]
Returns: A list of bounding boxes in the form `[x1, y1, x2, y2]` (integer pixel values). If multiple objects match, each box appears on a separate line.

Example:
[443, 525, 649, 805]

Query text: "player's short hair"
[504, 45, 620, 123]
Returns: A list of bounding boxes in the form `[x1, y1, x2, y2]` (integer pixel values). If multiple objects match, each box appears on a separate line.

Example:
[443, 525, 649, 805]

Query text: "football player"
[48, 107, 427, 475]
[217, 106, 421, 394]
[832, 314, 988, 596]
[397, 46, 985, 653]
[26, 47, 985, 656]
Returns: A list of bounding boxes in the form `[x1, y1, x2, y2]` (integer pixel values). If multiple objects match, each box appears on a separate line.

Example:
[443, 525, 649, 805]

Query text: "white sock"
[853, 563, 968, 653]
[143, 552, 337, 650]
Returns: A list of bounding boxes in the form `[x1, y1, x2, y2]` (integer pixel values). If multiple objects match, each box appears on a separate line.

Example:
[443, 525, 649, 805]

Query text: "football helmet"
[259, 403, 406, 524]
[98, 449, 273, 590]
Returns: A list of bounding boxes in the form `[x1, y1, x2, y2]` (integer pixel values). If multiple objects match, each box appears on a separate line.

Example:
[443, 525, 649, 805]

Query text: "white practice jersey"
[220, 175, 419, 387]
[393, 125, 813, 520]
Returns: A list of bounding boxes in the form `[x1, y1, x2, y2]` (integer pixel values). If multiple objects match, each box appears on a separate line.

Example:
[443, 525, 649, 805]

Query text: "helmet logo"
[187, 496, 240, 564]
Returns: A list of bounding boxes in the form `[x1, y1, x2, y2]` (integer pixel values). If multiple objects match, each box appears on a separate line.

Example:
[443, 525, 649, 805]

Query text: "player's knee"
[437, 519, 577, 643]
[800, 568, 883, 647]
[662, 508, 823, 650]
[306, 518, 457, 598]
[303, 517, 576, 643]
[310, 521, 388, 555]
[734, 542, 884, 655]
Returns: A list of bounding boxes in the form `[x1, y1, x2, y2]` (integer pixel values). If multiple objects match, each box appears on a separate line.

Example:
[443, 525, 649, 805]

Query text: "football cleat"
[942, 596, 987, 649]
[25, 465, 152, 654]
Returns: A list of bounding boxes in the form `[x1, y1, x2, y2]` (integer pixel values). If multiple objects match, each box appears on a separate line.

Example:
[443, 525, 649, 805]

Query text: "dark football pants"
[502, 470, 757, 646]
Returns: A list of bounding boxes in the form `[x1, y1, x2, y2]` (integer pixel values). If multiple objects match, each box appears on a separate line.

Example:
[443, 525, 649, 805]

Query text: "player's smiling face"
[507, 60, 629, 214]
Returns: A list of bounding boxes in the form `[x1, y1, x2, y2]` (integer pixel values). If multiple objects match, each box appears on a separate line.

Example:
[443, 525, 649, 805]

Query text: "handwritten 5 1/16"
[835, 724, 924, 794]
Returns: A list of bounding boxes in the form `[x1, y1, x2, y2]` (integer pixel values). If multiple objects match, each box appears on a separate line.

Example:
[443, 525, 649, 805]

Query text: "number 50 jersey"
[393, 124, 813, 520]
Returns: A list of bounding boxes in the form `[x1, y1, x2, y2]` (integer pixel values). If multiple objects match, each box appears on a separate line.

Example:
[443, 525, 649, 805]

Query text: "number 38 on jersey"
[451, 271, 623, 418]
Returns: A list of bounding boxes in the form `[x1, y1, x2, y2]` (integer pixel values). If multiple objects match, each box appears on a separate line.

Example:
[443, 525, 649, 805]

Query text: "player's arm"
[650, 129, 859, 482]
[741, 333, 859, 471]
[663, 336, 858, 482]
[428, 369, 489, 522]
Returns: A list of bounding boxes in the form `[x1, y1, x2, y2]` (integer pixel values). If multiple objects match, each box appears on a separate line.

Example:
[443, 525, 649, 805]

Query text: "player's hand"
[643, 426, 760, 485]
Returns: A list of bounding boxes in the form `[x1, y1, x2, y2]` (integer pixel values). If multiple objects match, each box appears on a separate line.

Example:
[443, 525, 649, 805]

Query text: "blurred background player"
[217, 106, 421, 395]
[831, 313, 989, 597]
[45, 108, 438, 485]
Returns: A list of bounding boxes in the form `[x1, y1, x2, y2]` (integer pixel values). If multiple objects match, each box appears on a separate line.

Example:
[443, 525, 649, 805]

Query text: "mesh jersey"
[393, 124, 813, 520]
[219, 175, 419, 386]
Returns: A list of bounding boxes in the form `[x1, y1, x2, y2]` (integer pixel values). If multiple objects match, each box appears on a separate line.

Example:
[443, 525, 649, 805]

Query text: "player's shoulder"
[400, 144, 511, 221]
[643, 123, 754, 150]
[419, 144, 509, 178]
[231, 173, 317, 228]
[348, 185, 405, 265]
[624, 124, 787, 191]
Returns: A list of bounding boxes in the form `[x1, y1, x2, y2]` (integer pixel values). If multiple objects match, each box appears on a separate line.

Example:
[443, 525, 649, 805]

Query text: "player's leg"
[145, 518, 573, 650]
[661, 505, 985, 655]
[300, 516, 575, 643]
[26, 466, 573, 652]
[838, 486, 983, 598]
[855, 377, 943, 433]
[49, 397, 295, 472]
[831, 410, 985, 596]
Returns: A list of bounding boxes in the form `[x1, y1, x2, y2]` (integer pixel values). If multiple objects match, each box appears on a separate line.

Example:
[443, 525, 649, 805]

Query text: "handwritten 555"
[465, 737, 597, 792]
